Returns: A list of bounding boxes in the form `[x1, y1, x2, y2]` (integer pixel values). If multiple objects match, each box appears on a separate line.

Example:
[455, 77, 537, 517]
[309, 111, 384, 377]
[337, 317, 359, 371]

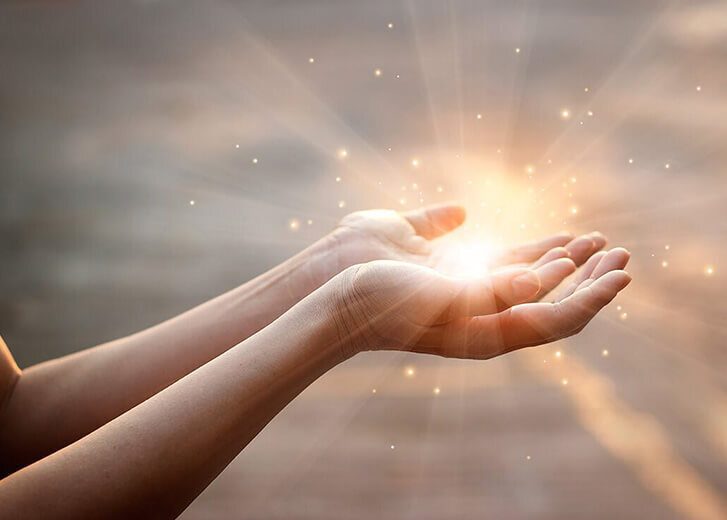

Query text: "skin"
[0, 203, 630, 518]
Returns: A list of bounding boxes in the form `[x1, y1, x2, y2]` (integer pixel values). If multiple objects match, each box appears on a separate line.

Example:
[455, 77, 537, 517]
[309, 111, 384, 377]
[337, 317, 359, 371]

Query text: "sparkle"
[335, 176, 342, 182]
[308, 57, 315, 63]
[525, 165, 535, 175]
[338, 200, 346, 208]
[665, 163, 671, 169]
[235, 144, 240, 149]
[436, 185, 444, 193]
[288, 218, 300, 231]
[560, 108, 571, 119]
[584, 87, 590, 92]
[661, 260, 669, 268]
[696, 85, 702, 92]
[390, 444, 396, 450]
[337, 148, 348, 159]
[704, 265, 715, 276]
[620, 312, 628, 320]
[252, 158, 258, 164]
[561, 378, 569, 386]
[387, 22, 394, 29]
[665, 244, 670, 250]
[399, 197, 407, 206]
[433, 387, 441, 395]
[411, 158, 420, 167]
[628, 158, 634, 164]
[404, 366, 415, 378]
[189, 200, 195, 206]
[515, 47, 521, 53]
[587, 110, 594, 117]
[570, 205, 579, 215]
[372, 388, 377, 394]
[374, 68, 382, 77]
[555, 351, 562, 359]
[526, 455, 532, 460]
[476, 113, 483, 120]
[307, 219, 313, 225]
[602, 349, 609, 357]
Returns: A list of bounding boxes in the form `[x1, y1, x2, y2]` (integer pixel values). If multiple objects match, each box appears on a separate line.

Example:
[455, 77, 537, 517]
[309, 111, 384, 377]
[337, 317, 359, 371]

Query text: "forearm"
[0, 282, 346, 518]
[0, 233, 342, 473]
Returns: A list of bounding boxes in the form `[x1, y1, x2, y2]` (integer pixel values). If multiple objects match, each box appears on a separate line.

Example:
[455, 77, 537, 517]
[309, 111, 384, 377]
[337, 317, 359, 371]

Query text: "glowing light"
[398, 197, 407, 206]
[570, 206, 579, 215]
[665, 244, 670, 250]
[372, 388, 377, 394]
[560, 108, 571, 119]
[374, 68, 382, 77]
[288, 219, 300, 231]
[526, 455, 532, 460]
[411, 158, 420, 167]
[235, 144, 240, 149]
[476, 113, 483, 120]
[335, 176, 342, 182]
[587, 110, 594, 117]
[436, 185, 444, 193]
[307, 219, 313, 225]
[433, 387, 441, 395]
[704, 265, 715, 276]
[584, 87, 590, 92]
[515, 47, 521, 53]
[665, 163, 670, 169]
[661, 260, 669, 268]
[525, 164, 535, 174]
[555, 351, 562, 359]
[189, 200, 195, 206]
[252, 158, 258, 164]
[602, 349, 609, 357]
[390, 444, 396, 450]
[338, 200, 346, 208]
[620, 312, 628, 320]
[387, 22, 394, 29]
[696, 85, 702, 92]
[561, 378, 569, 386]
[308, 57, 315, 63]
[337, 148, 348, 159]
[437, 240, 497, 278]
[628, 158, 634, 164]
[404, 366, 415, 378]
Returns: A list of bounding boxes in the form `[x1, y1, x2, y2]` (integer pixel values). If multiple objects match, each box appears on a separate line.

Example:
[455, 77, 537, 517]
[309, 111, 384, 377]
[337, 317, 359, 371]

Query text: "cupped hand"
[330, 247, 630, 360]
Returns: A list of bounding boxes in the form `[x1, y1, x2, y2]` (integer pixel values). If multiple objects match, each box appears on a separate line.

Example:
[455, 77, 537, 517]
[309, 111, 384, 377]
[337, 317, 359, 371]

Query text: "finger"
[445, 268, 540, 319]
[416, 270, 631, 359]
[559, 247, 630, 299]
[403, 203, 466, 239]
[557, 250, 607, 299]
[494, 233, 574, 266]
[531, 257, 577, 300]
[563, 235, 598, 266]
[530, 246, 570, 269]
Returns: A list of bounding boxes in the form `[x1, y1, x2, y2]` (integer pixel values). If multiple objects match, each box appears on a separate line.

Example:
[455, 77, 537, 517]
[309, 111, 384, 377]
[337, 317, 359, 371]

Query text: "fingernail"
[511, 270, 540, 298]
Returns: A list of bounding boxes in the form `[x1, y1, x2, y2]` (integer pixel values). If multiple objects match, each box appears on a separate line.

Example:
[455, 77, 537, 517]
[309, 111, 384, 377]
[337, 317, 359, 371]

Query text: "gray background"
[1, 1, 726, 518]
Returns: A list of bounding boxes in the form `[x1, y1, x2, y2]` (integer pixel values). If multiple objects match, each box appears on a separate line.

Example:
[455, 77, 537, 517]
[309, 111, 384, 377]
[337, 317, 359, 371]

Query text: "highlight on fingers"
[446, 267, 541, 318]
[403, 203, 466, 239]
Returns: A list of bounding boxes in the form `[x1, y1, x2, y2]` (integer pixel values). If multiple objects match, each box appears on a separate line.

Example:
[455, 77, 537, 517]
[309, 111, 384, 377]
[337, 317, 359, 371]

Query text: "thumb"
[403, 203, 466, 239]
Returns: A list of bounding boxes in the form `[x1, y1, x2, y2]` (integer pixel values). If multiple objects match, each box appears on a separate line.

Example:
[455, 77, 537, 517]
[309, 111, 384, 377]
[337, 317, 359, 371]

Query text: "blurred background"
[1, 0, 726, 518]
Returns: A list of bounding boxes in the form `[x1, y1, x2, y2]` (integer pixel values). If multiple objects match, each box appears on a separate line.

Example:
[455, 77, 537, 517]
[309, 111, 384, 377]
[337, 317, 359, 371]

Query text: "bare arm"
[0, 249, 630, 518]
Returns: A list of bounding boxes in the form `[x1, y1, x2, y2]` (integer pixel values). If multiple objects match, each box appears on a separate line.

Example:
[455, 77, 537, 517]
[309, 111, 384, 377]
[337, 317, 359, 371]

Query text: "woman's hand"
[328, 203, 608, 290]
[329, 247, 631, 360]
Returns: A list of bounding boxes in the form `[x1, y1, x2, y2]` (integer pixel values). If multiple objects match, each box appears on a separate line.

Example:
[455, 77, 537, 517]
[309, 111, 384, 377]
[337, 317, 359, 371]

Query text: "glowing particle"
[584, 87, 590, 92]
[235, 144, 240, 149]
[665, 163, 670, 169]
[696, 85, 702, 92]
[526, 455, 531, 460]
[433, 387, 441, 395]
[404, 366, 415, 378]
[570, 176, 577, 184]
[525, 165, 535, 174]
[476, 113, 483, 120]
[515, 47, 521, 53]
[436, 185, 444, 193]
[602, 349, 609, 357]
[560, 108, 571, 119]
[620, 312, 628, 320]
[704, 265, 715, 276]
[338, 200, 346, 208]
[661, 260, 668, 268]
[337, 148, 348, 159]
[387, 22, 394, 29]
[308, 57, 315, 63]
[390, 444, 395, 450]
[570, 206, 579, 215]
[561, 378, 569, 386]
[399, 197, 407, 206]
[628, 158, 634, 164]
[587, 110, 594, 117]
[252, 158, 258, 164]
[555, 351, 562, 359]
[288, 218, 300, 231]
[335, 176, 342, 182]
[617, 305, 622, 311]
[374, 68, 382, 77]
[189, 200, 195, 206]
[307, 219, 313, 225]
[411, 158, 420, 167]
[665, 244, 670, 250]
[372, 388, 377, 394]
